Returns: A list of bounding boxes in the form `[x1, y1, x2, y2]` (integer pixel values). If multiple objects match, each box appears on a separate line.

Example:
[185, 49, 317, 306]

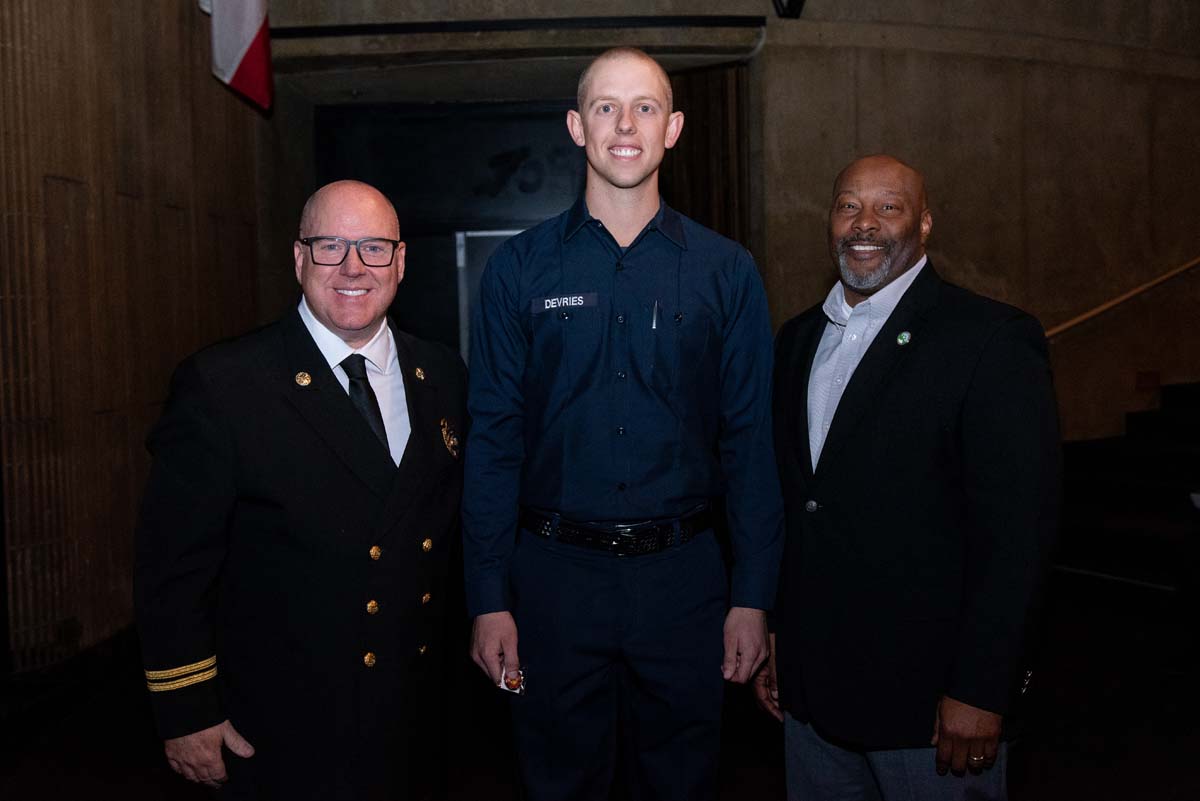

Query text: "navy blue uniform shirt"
[463, 198, 784, 617]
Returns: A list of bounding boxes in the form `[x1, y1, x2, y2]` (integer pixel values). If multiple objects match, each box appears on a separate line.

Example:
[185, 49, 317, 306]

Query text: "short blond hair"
[576, 47, 673, 112]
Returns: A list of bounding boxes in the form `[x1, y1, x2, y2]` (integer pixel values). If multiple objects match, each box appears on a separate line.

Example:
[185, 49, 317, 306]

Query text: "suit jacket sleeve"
[950, 314, 1061, 714]
[767, 314, 805, 629]
[134, 357, 233, 739]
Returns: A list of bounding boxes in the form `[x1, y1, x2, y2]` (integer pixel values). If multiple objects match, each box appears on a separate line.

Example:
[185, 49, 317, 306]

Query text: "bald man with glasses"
[135, 180, 467, 800]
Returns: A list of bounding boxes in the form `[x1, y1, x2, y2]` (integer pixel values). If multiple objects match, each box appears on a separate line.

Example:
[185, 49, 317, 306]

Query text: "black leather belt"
[519, 505, 715, 557]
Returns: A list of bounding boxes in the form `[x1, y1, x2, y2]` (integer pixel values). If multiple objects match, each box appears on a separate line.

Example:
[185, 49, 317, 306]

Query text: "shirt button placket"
[613, 257, 631, 496]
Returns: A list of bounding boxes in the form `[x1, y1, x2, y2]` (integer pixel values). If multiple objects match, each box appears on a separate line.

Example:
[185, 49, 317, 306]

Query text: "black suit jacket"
[134, 309, 467, 800]
[772, 265, 1061, 749]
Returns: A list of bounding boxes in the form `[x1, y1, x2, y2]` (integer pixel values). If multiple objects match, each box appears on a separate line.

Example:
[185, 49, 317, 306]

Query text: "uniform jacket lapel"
[813, 264, 942, 477]
[376, 321, 457, 533]
[276, 310, 397, 499]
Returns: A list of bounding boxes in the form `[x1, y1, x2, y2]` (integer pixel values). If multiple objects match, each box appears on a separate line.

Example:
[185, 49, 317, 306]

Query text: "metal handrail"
[1045, 255, 1200, 339]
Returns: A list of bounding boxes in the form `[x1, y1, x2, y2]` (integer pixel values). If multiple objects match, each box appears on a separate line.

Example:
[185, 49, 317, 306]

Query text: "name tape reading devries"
[532, 293, 599, 313]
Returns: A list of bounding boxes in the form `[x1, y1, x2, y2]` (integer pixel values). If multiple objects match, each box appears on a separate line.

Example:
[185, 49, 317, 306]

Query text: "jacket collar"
[374, 320, 457, 533]
[278, 309, 397, 499]
[803, 263, 943, 478]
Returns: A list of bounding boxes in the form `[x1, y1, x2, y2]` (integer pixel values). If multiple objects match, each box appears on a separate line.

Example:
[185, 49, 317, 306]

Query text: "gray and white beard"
[837, 243, 895, 293]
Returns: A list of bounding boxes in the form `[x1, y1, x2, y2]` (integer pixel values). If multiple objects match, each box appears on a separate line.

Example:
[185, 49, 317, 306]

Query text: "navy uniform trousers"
[507, 526, 728, 801]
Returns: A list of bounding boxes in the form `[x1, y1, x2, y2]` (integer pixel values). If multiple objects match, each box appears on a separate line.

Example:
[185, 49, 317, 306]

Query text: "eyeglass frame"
[297, 236, 402, 267]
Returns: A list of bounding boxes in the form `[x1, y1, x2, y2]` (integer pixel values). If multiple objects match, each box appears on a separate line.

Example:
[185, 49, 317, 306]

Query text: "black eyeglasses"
[298, 237, 400, 267]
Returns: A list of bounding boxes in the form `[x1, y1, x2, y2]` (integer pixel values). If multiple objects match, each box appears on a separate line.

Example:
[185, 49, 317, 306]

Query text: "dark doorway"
[314, 101, 586, 353]
[311, 62, 752, 358]
[660, 62, 752, 247]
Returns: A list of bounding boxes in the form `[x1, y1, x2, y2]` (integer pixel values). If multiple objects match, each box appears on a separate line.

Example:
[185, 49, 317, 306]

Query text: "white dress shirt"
[298, 298, 411, 465]
[807, 256, 927, 471]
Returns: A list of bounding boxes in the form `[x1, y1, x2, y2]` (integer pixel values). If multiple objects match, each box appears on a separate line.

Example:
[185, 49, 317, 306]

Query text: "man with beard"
[755, 155, 1060, 800]
[464, 48, 782, 801]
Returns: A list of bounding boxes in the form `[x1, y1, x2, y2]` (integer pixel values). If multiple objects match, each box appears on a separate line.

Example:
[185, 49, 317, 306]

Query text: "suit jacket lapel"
[789, 313, 826, 482]
[376, 322, 456, 533]
[814, 265, 942, 477]
[276, 310, 397, 499]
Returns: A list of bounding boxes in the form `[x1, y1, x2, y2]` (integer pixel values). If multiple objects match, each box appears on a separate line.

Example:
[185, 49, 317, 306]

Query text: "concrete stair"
[1058, 382, 1200, 591]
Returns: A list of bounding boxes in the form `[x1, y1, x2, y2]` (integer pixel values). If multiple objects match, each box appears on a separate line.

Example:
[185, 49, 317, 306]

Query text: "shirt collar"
[562, 195, 687, 250]
[562, 194, 592, 241]
[298, 297, 396, 374]
[822, 254, 928, 327]
[653, 202, 686, 249]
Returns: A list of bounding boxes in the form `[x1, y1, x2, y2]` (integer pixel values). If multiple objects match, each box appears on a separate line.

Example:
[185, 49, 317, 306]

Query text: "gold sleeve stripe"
[146, 666, 218, 692]
[144, 655, 217, 680]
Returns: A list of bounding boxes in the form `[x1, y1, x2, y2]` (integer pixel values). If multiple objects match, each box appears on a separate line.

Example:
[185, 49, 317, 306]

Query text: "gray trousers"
[784, 714, 1007, 801]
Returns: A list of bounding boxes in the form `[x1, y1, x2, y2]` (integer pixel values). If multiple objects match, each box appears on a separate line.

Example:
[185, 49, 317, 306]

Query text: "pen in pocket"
[652, 299, 659, 330]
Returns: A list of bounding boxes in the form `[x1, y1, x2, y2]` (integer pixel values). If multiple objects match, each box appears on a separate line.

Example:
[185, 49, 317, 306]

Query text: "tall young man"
[462, 48, 784, 801]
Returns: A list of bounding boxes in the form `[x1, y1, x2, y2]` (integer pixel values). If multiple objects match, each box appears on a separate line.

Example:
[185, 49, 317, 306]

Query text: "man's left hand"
[931, 695, 1002, 776]
[722, 607, 768, 683]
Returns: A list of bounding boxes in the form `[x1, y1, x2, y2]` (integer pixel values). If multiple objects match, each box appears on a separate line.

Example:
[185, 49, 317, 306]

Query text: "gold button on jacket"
[421, 592, 432, 605]
[132, 311, 468, 800]
[421, 538, 433, 552]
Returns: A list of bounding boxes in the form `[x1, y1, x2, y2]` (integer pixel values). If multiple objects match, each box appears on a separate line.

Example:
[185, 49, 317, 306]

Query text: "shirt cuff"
[730, 563, 779, 611]
[466, 574, 511, 619]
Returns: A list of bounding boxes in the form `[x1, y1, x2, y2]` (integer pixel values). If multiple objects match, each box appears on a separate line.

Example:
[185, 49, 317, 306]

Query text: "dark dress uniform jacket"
[771, 265, 1061, 750]
[134, 309, 467, 801]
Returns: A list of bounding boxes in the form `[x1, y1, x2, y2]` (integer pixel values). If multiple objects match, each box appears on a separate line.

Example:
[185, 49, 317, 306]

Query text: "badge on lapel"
[440, 418, 460, 459]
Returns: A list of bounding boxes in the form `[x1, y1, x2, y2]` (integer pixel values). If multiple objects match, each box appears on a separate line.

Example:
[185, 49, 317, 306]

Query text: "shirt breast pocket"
[526, 298, 607, 388]
[649, 309, 719, 411]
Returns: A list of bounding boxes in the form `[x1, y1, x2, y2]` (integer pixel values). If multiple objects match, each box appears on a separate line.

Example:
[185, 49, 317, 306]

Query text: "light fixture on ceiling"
[772, 0, 806, 18]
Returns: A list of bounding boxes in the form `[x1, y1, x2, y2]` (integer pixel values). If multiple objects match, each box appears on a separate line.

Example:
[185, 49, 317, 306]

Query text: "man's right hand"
[164, 719, 254, 788]
[471, 610, 520, 685]
[751, 631, 783, 722]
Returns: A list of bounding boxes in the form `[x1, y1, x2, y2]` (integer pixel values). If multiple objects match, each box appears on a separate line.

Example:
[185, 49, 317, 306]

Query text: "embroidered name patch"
[532, 293, 598, 313]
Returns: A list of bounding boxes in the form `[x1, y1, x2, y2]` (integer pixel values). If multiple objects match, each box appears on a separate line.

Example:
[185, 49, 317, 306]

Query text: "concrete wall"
[273, 0, 765, 26]
[264, 0, 1200, 440]
[257, 6, 766, 317]
[757, 1, 1200, 439]
[0, 1, 263, 669]
[8, 0, 1188, 670]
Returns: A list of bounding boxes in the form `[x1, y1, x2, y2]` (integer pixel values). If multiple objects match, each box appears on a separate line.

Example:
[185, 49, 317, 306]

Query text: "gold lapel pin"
[294, 371, 313, 387]
[440, 418, 460, 458]
[414, 367, 426, 381]
[896, 331, 912, 346]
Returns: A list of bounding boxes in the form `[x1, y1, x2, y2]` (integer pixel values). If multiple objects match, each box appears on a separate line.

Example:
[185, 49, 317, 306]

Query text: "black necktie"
[341, 354, 390, 454]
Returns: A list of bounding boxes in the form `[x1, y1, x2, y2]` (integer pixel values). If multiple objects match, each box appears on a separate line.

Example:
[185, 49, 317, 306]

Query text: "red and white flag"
[199, 0, 273, 111]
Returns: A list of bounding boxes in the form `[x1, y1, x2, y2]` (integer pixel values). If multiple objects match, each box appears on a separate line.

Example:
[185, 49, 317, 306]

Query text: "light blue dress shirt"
[807, 256, 927, 471]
